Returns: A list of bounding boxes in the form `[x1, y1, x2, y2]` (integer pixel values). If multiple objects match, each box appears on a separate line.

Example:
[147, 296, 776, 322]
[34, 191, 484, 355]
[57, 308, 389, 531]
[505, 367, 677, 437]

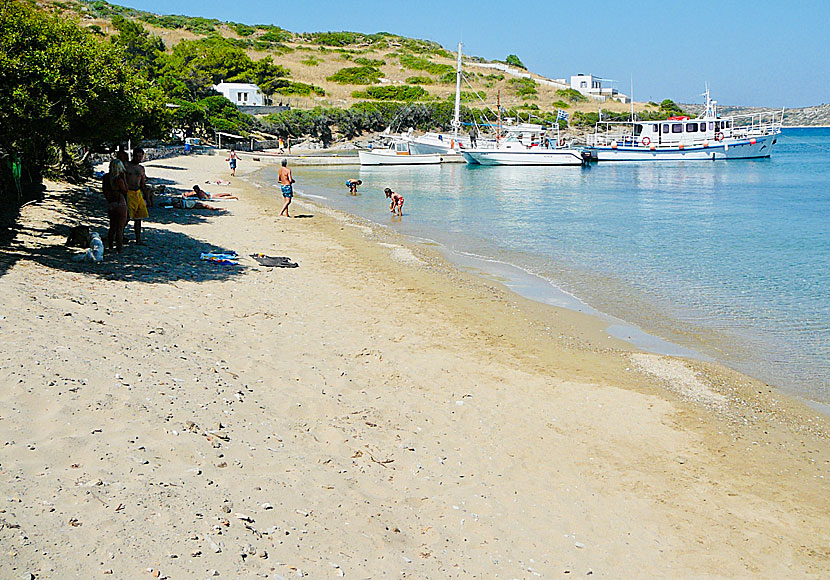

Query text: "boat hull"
[588, 134, 778, 161]
[358, 151, 442, 166]
[462, 149, 584, 166]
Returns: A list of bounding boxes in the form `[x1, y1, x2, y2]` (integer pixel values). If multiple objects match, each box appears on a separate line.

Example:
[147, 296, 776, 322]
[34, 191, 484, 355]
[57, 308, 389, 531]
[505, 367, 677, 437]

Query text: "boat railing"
[728, 110, 783, 138]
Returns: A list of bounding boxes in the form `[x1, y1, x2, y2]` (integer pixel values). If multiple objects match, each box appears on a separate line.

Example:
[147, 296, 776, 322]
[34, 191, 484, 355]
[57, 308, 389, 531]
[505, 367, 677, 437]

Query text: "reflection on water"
[257, 129, 830, 402]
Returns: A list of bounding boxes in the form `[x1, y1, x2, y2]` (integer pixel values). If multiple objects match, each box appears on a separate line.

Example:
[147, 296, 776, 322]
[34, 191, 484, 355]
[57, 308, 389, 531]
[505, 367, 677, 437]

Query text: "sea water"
[256, 128, 830, 404]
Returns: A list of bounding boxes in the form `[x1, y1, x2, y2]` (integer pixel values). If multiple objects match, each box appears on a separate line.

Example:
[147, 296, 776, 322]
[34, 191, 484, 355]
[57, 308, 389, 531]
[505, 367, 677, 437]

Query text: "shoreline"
[253, 160, 829, 412]
[1, 153, 828, 578]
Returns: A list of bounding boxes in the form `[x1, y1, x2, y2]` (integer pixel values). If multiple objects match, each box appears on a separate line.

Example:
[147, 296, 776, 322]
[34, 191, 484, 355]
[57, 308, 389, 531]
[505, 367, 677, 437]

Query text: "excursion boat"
[358, 139, 442, 165]
[584, 89, 783, 161]
[461, 123, 585, 166]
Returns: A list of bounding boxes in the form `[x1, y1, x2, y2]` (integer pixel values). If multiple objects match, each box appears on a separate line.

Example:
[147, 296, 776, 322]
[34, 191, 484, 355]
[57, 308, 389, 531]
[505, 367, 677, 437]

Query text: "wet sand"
[0, 153, 827, 579]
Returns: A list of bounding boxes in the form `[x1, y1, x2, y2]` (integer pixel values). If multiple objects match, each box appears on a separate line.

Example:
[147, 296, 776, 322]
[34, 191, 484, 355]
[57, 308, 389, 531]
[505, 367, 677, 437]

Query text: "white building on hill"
[569, 74, 630, 103]
[212, 82, 267, 106]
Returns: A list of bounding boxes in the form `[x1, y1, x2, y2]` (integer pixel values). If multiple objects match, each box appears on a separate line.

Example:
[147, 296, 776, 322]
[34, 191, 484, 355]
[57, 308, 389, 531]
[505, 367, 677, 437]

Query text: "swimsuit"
[229, 159, 237, 169]
[126, 189, 149, 219]
[392, 194, 404, 206]
[281, 184, 293, 198]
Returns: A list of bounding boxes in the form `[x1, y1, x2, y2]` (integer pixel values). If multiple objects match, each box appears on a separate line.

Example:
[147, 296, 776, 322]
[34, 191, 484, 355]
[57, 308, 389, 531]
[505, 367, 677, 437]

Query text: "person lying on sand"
[165, 196, 223, 211]
[187, 185, 238, 200]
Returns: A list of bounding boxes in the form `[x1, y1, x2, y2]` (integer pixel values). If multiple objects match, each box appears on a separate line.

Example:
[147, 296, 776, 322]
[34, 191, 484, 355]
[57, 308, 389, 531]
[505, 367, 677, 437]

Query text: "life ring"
[641, 137, 651, 146]
[715, 132, 724, 142]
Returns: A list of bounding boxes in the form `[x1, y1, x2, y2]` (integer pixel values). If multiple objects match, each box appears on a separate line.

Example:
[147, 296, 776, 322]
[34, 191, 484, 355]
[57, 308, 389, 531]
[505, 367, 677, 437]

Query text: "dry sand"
[1, 153, 828, 579]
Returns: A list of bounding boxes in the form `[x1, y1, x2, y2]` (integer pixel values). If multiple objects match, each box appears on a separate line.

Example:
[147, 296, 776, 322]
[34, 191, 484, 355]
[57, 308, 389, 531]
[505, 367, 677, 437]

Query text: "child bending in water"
[346, 179, 362, 195]
[385, 187, 404, 216]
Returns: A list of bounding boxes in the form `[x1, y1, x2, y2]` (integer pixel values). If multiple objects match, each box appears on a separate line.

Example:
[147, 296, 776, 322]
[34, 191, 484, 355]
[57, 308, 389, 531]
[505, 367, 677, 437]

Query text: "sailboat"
[405, 43, 473, 157]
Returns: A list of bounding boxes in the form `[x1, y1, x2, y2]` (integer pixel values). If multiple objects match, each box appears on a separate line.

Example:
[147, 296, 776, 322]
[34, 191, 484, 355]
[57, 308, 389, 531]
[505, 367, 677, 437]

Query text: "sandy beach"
[1, 152, 828, 579]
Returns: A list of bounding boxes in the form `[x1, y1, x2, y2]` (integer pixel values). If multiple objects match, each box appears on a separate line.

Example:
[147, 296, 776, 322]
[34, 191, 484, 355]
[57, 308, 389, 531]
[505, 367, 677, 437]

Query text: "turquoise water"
[257, 128, 830, 403]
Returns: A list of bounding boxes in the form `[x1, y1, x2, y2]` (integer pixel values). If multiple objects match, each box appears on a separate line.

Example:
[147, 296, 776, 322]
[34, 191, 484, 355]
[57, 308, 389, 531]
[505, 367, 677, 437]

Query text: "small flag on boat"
[556, 109, 569, 121]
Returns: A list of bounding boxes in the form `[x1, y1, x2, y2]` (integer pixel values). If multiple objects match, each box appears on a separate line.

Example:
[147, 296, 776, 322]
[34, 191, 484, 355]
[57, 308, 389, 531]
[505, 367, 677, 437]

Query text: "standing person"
[345, 179, 362, 195]
[278, 159, 295, 218]
[385, 187, 404, 216]
[225, 149, 238, 176]
[103, 157, 128, 253]
[124, 147, 149, 245]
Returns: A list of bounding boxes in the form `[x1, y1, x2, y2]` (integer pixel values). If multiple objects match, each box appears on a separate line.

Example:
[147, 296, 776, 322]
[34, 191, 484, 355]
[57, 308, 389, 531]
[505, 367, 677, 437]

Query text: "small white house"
[212, 82, 266, 106]
[569, 74, 630, 103]
[570, 74, 602, 92]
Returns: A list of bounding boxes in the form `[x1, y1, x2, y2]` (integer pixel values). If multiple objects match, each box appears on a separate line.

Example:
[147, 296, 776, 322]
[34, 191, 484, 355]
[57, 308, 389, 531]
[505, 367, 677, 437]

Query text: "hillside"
[36, 0, 636, 118]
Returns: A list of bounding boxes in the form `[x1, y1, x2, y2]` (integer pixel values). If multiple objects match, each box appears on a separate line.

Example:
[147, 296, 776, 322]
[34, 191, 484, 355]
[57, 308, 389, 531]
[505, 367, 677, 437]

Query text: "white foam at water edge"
[301, 193, 328, 200]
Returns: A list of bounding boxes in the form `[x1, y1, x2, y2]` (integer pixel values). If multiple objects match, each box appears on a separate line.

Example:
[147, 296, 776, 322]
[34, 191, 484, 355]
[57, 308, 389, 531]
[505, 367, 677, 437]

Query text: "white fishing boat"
[585, 89, 783, 161]
[358, 140, 442, 165]
[461, 123, 584, 166]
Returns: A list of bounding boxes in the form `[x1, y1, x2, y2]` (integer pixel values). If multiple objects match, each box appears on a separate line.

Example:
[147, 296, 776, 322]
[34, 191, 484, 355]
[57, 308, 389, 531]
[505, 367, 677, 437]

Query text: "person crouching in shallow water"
[278, 159, 295, 217]
[346, 179, 362, 195]
[385, 187, 404, 216]
[103, 156, 128, 253]
[124, 147, 149, 245]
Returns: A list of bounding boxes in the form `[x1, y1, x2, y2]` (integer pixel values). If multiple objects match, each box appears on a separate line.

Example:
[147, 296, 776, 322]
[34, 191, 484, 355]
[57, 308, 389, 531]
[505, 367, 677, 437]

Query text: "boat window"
[662, 124, 669, 133]
[652, 125, 659, 133]
[671, 124, 683, 133]
[709, 122, 714, 131]
[634, 124, 643, 135]
[686, 122, 698, 132]
[715, 122, 720, 131]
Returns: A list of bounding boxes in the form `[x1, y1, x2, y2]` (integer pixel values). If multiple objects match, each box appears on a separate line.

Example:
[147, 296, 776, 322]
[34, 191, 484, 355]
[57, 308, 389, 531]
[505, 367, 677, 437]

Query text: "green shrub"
[504, 54, 526, 69]
[555, 88, 587, 103]
[300, 56, 322, 66]
[455, 90, 486, 103]
[509, 77, 537, 99]
[327, 66, 384, 84]
[398, 54, 453, 76]
[406, 76, 433, 85]
[352, 85, 428, 101]
[551, 100, 570, 109]
[231, 23, 255, 37]
[270, 80, 326, 97]
[354, 57, 386, 67]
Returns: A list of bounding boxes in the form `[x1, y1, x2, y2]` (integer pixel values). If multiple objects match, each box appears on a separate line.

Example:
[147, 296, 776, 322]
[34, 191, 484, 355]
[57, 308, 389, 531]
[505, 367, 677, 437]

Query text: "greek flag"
[556, 109, 569, 121]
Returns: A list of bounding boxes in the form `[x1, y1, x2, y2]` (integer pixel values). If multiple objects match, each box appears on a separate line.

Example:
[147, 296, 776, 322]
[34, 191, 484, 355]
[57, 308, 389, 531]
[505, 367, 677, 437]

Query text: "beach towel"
[251, 254, 298, 268]
[201, 251, 239, 265]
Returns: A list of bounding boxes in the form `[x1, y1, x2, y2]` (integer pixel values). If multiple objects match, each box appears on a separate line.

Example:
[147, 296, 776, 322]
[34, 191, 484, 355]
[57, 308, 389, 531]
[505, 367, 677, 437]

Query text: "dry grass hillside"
[37, 0, 638, 118]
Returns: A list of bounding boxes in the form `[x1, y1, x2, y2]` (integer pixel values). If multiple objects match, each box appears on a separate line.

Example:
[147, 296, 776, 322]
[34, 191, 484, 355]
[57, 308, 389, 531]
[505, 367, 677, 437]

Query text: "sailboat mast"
[452, 42, 463, 141]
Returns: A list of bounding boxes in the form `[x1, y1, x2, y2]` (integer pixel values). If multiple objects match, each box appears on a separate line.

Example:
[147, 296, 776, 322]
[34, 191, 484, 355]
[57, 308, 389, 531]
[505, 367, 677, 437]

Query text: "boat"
[584, 89, 783, 161]
[358, 139, 442, 165]
[400, 42, 488, 158]
[461, 123, 585, 166]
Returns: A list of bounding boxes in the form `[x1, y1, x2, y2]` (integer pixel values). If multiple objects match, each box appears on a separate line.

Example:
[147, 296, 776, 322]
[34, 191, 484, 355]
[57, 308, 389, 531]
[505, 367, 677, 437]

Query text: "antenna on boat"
[452, 42, 463, 142]
[702, 83, 716, 118]
[630, 74, 634, 121]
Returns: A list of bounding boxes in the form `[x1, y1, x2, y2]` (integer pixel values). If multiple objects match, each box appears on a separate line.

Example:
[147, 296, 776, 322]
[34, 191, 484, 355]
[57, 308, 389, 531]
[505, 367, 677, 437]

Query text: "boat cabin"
[498, 123, 566, 149]
[630, 117, 734, 147]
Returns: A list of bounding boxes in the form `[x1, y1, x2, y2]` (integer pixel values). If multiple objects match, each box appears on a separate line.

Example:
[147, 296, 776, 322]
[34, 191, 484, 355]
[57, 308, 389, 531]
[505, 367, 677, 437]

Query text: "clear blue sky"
[117, 0, 828, 107]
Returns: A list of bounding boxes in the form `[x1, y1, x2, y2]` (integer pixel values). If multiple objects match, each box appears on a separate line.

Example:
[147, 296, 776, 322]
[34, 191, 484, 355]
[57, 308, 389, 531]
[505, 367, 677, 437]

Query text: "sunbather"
[187, 185, 237, 200]
[170, 197, 222, 211]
